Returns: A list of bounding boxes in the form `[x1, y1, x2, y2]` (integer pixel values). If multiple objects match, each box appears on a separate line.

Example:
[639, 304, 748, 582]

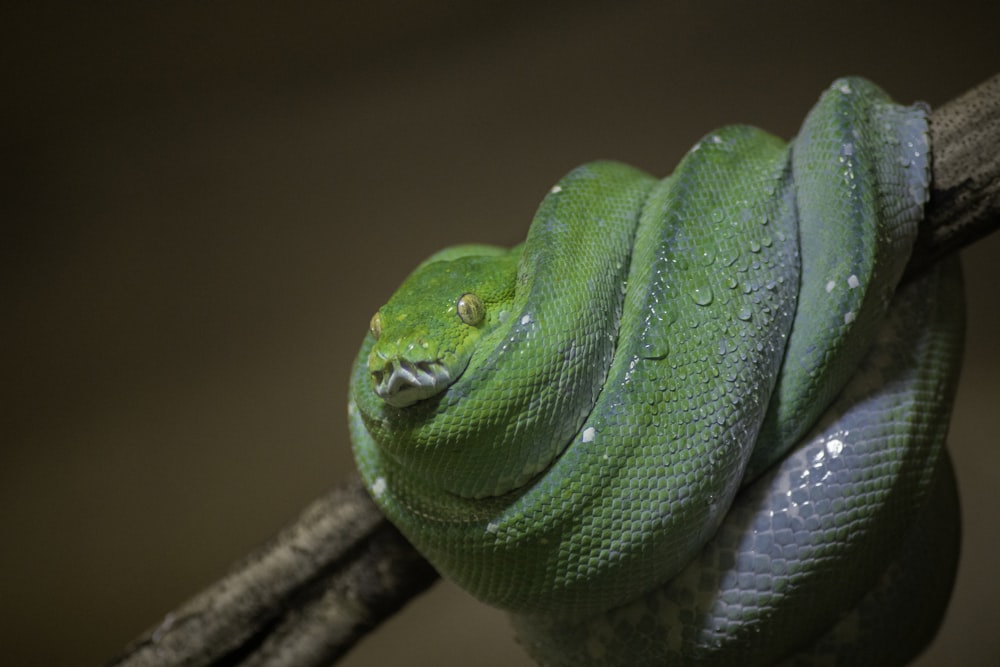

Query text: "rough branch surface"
[910, 73, 1000, 273]
[108, 74, 1000, 667]
[106, 479, 437, 667]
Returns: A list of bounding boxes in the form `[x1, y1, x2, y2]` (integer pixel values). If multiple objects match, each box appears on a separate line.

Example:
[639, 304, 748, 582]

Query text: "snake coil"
[349, 78, 965, 665]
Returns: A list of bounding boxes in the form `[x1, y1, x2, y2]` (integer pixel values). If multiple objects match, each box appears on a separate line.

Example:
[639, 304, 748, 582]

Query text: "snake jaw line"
[371, 357, 454, 407]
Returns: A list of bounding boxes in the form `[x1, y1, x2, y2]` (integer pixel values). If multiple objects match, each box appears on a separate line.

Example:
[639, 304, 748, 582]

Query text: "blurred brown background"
[3, 2, 998, 665]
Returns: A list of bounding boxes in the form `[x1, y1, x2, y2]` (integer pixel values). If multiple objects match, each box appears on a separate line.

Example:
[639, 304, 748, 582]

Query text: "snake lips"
[349, 78, 964, 666]
[369, 355, 456, 408]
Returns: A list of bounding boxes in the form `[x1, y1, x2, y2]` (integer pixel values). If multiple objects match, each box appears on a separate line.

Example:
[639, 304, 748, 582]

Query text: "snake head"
[367, 250, 517, 408]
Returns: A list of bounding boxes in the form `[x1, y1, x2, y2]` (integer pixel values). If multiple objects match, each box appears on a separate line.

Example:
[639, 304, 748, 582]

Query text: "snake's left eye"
[456, 293, 485, 326]
[369, 312, 382, 340]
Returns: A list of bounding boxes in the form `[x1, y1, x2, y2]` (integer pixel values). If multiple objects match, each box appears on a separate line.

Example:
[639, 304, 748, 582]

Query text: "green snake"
[348, 78, 965, 665]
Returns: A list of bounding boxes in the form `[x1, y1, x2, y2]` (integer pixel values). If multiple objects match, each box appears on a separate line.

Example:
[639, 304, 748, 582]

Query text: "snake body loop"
[349, 78, 964, 665]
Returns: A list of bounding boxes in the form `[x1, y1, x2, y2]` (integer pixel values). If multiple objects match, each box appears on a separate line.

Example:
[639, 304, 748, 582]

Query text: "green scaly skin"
[348, 78, 965, 665]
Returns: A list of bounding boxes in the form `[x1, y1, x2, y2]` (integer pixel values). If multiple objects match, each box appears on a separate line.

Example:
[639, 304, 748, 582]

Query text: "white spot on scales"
[825, 438, 844, 457]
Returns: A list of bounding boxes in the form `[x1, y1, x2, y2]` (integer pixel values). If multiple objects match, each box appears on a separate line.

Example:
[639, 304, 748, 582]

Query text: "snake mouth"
[371, 358, 454, 408]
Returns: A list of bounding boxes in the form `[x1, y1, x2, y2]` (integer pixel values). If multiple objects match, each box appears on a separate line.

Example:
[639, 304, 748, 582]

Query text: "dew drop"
[749, 240, 762, 253]
[737, 306, 752, 321]
[719, 248, 740, 267]
[825, 438, 844, 457]
[691, 286, 714, 306]
[641, 341, 669, 361]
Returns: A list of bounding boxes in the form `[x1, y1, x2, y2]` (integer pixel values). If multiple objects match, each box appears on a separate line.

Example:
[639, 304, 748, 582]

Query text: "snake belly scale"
[348, 78, 965, 665]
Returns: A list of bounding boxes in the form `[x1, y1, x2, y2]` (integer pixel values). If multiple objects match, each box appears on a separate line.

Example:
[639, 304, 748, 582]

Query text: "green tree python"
[348, 78, 965, 665]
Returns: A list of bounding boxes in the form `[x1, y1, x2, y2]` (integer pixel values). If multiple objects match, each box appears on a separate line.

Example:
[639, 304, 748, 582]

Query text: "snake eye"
[369, 312, 382, 340]
[456, 293, 485, 326]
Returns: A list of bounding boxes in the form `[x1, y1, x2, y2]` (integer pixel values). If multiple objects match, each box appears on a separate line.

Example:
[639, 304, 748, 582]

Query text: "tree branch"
[108, 73, 1000, 667]
[106, 477, 437, 667]
[909, 73, 1000, 275]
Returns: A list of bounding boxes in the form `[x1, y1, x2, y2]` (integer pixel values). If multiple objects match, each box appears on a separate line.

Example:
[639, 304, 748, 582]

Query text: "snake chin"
[371, 358, 455, 408]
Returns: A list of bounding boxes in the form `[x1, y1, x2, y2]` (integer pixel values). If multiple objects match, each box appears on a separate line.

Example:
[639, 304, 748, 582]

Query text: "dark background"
[3, 2, 998, 665]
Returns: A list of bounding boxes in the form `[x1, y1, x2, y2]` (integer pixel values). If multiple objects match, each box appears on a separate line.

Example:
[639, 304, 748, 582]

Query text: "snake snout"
[371, 357, 451, 408]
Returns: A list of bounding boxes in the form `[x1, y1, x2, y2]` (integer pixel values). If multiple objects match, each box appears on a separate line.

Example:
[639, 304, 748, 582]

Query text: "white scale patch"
[549, 185, 562, 194]
[847, 274, 860, 289]
[825, 280, 836, 293]
[520, 314, 532, 325]
[485, 521, 499, 534]
[371, 476, 387, 499]
[825, 438, 844, 457]
[844, 311, 856, 324]
[582, 426, 596, 443]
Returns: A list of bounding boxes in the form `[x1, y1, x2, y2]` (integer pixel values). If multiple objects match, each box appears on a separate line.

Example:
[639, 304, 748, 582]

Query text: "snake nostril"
[373, 360, 417, 395]
[371, 360, 394, 389]
[388, 369, 414, 392]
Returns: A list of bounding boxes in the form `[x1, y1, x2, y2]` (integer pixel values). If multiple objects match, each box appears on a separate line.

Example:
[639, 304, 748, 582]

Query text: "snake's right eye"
[369, 312, 382, 340]
[456, 293, 485, 326]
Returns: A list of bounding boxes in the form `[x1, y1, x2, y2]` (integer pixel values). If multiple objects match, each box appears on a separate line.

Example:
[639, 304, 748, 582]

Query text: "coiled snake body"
[349, 78, 965, 665]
